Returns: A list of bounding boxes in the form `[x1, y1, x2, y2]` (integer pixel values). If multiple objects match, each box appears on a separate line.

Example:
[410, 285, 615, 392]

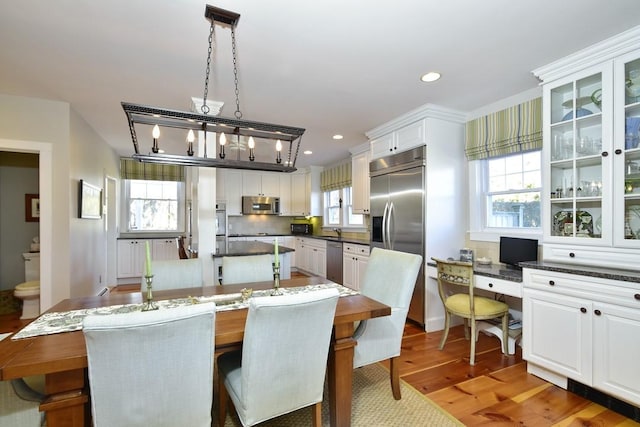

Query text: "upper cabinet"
[350, 142, 370, 214]
[242, 171, 280, 197]
[534, 26, 640, 270]
[370, 119, 425, 160]
[289, 166, 322, 217]
[217, 169, 243, 215]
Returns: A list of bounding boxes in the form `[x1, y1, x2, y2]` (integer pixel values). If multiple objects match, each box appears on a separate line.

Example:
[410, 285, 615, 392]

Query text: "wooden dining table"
[0, 275, 390, 427]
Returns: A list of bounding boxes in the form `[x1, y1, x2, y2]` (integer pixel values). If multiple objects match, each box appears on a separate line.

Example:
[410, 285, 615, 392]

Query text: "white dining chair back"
[217, 288, 339, 427]
[83, 303, 216, 427]
[221, 254, 273, 285]
[352, 247, 423, 400]
[0, 378, 44, 427]
[139, 258, 203, 292]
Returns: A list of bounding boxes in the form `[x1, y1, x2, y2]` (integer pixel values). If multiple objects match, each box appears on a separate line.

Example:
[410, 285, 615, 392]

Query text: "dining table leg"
[39, 368, 89, 427]
[328, 322, 356, 427]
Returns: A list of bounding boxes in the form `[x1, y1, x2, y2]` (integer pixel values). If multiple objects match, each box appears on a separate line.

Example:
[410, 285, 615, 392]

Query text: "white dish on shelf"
[476, 257, 492, 265]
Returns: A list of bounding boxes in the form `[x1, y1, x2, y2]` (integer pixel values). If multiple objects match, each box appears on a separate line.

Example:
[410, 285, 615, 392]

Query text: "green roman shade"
[465, 97, 542, 160]
[320, 162, 351, 192]
[120, 158, 185, 182]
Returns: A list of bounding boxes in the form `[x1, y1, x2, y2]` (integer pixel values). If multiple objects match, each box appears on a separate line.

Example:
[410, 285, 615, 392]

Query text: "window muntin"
[125, 180, 184, 232]
[323, 187, 363, 228]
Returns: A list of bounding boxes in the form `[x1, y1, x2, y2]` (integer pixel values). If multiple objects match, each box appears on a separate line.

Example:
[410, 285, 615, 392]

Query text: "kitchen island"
[212, 240, 294, 285]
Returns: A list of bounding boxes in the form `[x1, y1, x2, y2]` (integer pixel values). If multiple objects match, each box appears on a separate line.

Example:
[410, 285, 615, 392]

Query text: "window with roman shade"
[465, 97, 542, 160]
[120, 158, 185, 182]
[320, 162, 351, 192]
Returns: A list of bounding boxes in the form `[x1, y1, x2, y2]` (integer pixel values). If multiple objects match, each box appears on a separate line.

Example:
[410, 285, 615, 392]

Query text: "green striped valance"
[320, 162, 351, 192]
[465, 97, 542, 160]
[120, 158, 185, 182]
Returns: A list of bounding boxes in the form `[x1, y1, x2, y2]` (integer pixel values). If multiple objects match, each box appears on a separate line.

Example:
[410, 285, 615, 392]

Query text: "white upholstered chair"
[352, 247, 423, 400]
[432, 257, 509, 366]
[221, 254, 273, 285]
[0, 377, 45, 427]
[217, 288, 340, 427]
[139, 258, 203, 292]
[83, 303, 216, 427]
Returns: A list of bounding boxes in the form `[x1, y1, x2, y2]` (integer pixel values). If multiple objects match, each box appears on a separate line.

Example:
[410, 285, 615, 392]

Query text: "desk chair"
[217, 288, 339, 427]
[139, 258, 203, 292]
[221, 254, 273, 285]
[432, 257, 509, 365]
[83, 303, 216, 427]
[353, 248, 423, 400]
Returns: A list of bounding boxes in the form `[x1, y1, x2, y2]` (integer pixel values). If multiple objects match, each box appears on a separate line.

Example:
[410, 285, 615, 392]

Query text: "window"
[323, 187, 363, 228]
[124, 179, 185, 232]
[469, 151, 541, 240]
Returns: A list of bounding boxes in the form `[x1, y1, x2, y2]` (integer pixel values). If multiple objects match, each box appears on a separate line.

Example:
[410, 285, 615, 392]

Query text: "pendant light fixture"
[122, 4, 304, 172]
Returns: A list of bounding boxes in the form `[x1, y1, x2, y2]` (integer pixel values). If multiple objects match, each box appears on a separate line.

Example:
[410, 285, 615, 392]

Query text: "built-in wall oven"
[216, 202, 227, 250]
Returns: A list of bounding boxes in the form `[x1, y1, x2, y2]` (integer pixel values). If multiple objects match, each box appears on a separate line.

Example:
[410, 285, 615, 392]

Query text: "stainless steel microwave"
[241, 196, 280, 215]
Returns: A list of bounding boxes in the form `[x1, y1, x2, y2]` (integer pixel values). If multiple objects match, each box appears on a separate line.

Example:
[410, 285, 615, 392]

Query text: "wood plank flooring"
[2, 282, 638, 426]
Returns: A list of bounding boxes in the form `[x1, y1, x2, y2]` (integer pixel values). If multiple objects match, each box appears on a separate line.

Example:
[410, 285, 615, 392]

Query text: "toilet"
[14, 280, 40, 319]
[14, 252, 40, 319]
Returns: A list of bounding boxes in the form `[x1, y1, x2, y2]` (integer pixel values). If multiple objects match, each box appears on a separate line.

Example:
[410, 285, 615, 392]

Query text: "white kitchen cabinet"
[295, 237, 326, 277]
[342, 243, 369, 290]
[534, 29, 640, 270]
[279, 174, 292, 215]
[350, 144, 370, 214]
[219, 169, 243, 215]
[369, 119, 425, 160]
[523, 267, 640, 406]
[152, 238, 178, 261]
[117, 239, 146, 278]
[289, 166, 322, 217]
[242, 171, 280, 197]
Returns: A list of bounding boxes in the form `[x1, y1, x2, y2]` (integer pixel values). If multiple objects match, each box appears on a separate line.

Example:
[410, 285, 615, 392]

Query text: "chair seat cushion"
[445, 294, 509, 317]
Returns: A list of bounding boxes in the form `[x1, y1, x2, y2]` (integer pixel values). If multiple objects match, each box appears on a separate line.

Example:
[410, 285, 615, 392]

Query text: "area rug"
[0, 290, 20, 315]
[221, 363, 463, 426]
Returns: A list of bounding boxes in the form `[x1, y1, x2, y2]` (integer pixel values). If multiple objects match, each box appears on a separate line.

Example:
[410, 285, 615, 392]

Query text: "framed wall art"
[78, 180, 102, 219]
[25, 193, 39, 222]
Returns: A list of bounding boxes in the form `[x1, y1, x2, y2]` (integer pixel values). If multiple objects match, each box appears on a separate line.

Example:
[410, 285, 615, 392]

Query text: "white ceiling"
[1, 1, 640, 168]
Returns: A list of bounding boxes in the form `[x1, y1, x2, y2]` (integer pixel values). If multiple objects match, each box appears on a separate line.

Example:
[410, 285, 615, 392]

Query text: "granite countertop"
[427, 260, 523, 283]
[519, 260, 640, 284]
[229, 233, 371, 246]
[212, 241, 294, 258]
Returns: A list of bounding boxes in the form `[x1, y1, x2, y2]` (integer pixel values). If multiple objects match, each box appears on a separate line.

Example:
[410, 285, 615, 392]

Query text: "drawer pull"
[594, 309, 602, 316]
[488, 283, 494, 288]
[580, 307, 587, 313]
[569, 252, 575, 258]
[615, 148, 622, 155]
[635, 294, 640, 300]
[549, 280, 555, 286]
[601, 151, 608, 157]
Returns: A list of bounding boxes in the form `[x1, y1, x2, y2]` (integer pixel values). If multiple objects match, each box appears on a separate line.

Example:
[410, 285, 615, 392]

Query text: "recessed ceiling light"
[333, 134, 343, 140]
[304, 150, 313, 155]
[420, 72, 441, 82]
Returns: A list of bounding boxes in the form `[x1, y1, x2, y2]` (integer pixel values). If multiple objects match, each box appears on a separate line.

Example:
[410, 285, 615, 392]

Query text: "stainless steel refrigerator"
[370, 146, 426, 326]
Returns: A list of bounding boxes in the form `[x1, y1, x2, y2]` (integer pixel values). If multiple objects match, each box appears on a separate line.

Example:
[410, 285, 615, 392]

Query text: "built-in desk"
[426, 261, 523, 354]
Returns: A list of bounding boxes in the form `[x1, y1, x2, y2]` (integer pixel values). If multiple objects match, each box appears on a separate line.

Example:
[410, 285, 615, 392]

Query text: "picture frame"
[78, 180, 102, 219]
[25, 193, 40, 222]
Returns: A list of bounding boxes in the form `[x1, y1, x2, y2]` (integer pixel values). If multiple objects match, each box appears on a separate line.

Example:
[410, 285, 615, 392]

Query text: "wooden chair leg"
[469, 320, 476, 366]
[311, 402, 322, 427]
[218, 373, 228, 427]
[390, 356, 401, 400]
[439, 312, 451, 350]
[463, 318, 470, 340]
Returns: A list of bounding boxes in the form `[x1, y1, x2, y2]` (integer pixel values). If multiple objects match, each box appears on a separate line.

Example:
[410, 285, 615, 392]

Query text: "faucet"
[333, 228, 342, 238]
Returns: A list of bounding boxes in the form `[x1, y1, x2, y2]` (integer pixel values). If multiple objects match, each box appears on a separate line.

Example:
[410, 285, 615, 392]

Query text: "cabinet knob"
[549, 280, 555, 286]
[488, 283, 494, 288]
[594, 309, 602, 316]
[580, 307, 587, 313]
[635, 293, 640, 300]
[569, 252, 575, 258]
[601, 151, 608, 157]
[614, 148, 622, 155]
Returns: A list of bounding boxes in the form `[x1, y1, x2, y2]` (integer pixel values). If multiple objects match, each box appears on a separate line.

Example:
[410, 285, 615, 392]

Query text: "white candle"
[274, 239, 279, 268]
[145, 241, 152, 276]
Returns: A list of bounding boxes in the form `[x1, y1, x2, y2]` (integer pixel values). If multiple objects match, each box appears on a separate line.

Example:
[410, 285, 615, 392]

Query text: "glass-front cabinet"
[615, 53, 640, 246]
[535, 27, 640, 268]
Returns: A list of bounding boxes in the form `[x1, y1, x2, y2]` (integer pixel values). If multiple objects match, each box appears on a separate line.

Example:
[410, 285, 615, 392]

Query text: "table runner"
[12, 283, 358, 340]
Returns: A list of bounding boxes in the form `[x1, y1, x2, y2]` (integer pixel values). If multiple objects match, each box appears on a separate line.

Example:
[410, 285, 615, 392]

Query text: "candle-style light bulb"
[219, 132, 226, 159]
[276, 139, 282, 164]
[186, 129, 195, 156]
[248, 136, 255, 161]
[152, 125, 160, 153]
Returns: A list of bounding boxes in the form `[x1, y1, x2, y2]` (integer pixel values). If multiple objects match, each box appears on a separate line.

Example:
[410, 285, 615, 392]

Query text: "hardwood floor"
[2, 287, 638, 426]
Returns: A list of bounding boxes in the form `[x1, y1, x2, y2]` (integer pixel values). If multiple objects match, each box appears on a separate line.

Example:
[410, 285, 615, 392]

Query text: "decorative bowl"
[476, 257, 492, 265]
[627, 83, 640, 98]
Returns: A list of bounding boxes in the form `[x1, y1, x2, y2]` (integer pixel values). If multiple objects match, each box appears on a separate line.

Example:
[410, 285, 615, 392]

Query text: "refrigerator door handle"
[387, 202, 394, 250]
[382, 202, 389, 249]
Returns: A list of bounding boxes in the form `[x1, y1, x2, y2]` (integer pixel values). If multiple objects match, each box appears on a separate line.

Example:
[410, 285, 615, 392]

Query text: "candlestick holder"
[271, 266, 282, 295]
[142, 275, 159, 311]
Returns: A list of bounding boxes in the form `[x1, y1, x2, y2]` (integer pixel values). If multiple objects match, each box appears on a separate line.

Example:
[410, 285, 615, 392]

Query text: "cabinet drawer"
[543, 244, 640, 272]
[475, 275, 522, 298]
[343, 243, 370, 256]
[299, 237, 326, 249]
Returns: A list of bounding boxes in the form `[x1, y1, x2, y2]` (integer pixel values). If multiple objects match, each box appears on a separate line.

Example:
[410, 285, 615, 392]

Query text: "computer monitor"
[499, 236, 538, 269]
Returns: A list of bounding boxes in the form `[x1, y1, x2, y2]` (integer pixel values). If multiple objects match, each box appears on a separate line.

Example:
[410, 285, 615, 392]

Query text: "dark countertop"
[118, 235, 180, 240]
[427, 260, 523, 283]
[519, 260, 640, 284]
[229, 233, 371, 246]
[212, 241, 294, 258]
